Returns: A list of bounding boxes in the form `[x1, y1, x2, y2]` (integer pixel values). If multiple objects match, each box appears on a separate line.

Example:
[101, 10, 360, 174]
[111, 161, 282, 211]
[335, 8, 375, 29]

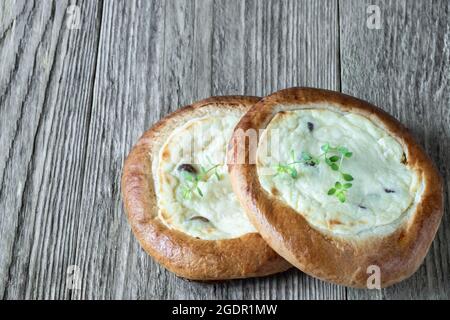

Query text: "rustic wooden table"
[0, 0, 449, 300]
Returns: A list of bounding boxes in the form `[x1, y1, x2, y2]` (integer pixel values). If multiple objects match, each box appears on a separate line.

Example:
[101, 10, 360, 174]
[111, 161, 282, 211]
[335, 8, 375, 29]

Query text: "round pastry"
[228, 88, 443, 288]
[122, 96, 290, 280]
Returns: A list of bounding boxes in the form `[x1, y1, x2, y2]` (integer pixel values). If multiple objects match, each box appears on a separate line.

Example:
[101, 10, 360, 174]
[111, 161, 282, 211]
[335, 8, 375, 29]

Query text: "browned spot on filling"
[277, 111, 288, 118]
[162, 149, 170, 160]
[329, 219, 343, 226]
[271, 187, 279, 196]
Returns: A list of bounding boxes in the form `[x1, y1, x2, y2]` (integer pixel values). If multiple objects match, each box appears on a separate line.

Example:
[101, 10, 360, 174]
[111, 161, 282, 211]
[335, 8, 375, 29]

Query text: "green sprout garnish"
[274, 150, 300, 178]
[320, 143, 354, 203]
[273, 143, 355, 203]
[180, 164, 221, 199]
[327, 181, 353, 203]
[300, 151, 320, 166]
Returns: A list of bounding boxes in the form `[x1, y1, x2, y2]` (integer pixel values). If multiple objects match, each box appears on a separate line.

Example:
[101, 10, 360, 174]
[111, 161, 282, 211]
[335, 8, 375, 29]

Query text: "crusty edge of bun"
[122, 96, 291, 280]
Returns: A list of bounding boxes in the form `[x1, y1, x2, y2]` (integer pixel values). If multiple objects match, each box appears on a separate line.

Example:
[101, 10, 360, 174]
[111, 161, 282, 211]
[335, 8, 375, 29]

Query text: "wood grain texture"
[1, 0, 448, 300]
[0, 0, 102, 299]
[340, 0, 450, 300]
[71, 0, 166, 300]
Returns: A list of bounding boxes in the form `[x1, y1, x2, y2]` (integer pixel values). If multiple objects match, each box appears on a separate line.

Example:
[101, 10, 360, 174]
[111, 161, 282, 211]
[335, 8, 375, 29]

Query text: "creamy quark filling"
[257, 106, 420, 235]
[155, 111, 256, 240]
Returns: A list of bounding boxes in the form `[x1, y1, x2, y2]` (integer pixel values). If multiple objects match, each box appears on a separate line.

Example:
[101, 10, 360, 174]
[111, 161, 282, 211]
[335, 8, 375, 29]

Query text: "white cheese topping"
[257, 106, 420, 235]
[156, 110, 256, 240]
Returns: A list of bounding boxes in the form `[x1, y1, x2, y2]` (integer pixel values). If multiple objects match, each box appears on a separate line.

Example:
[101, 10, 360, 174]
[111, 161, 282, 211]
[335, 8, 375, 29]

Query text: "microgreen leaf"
[289, 168, 298, 179]
[329, 155, 340, 162]
[321, 143, 330, 152]
[301, 151, 313, 161]
[275, 164, 287, 173]
[342, 173, 354, 181]
[337, 192, 346, 203]
[274, 144, 355, 202]
[182, 171, 194, 181]
[179, 164, 220, 199]
[182, 186, 192, 200]
[273, 151, 301, 179]
[338, 146, 349, 155]
[301, 151, 319, 166]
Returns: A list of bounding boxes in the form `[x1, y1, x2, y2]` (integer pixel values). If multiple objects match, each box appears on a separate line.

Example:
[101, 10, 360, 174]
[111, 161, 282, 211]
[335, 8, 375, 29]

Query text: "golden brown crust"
[228, 88, 443, 288]
[122, 96, 291, 280]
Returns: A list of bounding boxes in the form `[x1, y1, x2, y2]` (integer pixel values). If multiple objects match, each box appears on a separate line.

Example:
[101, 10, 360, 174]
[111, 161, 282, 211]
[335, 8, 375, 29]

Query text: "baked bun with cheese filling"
[228, 88, 443, 288]
[122, 96, 290, 280]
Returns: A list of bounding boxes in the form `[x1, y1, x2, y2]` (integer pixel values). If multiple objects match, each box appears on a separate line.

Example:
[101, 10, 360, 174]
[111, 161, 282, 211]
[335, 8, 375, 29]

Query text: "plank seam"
[337, 0, 342, 93]
[210, 0, 214, 95]
[69, 0, 105, 300]
[161, 0, 167, 116]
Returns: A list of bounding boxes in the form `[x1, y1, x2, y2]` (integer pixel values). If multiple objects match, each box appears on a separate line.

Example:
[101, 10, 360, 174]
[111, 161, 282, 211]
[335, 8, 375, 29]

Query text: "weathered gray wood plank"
[72, 0, 167, 300]
[0, 0, 103, 299]
[340, 0, 450, 299]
